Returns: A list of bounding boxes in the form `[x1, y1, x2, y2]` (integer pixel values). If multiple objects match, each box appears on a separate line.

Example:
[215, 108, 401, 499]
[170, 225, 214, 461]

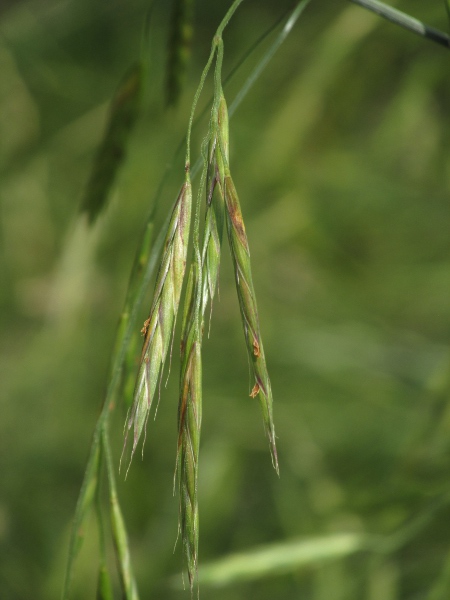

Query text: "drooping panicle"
[122, 174, 192, 469]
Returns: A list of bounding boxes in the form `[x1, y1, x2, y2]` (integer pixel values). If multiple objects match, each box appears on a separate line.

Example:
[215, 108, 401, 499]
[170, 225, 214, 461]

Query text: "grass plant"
[57, 1, 450, 598]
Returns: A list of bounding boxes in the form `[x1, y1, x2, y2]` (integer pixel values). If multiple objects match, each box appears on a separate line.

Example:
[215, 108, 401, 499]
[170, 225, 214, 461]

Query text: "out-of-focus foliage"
[80, 62, 143, 224]
[1, 1, 450, 599]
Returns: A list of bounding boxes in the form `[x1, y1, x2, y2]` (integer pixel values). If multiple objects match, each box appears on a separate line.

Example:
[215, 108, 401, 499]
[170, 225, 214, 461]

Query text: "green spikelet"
[176, 265, 202, 592]
[81, 62, 142, 224]
[122, 175, 192, 470]
[166, 0, 195, 106]
[202, 93, 228, 314]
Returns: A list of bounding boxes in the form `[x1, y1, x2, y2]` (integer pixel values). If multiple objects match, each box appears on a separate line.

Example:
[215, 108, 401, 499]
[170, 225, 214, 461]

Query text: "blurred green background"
[1, 0, 450, 598]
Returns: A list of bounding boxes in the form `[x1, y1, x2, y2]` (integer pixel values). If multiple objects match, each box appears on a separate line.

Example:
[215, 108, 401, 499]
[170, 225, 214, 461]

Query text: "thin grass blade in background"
[166, 0, 195, 107]
[185, 533, 371, 587]
[348, 0, 450, 48]
[80, 62, 143, 224]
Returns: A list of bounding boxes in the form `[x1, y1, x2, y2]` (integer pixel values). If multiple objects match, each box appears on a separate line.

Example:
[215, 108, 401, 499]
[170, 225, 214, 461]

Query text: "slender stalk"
[61, 428, 102, 600]
[185, 0, 243, 167]
[229, 0, 313, 114]
[185, 46, 217, 169]
[95, 446, 114, 600]
[103, 425, 140, 600]
[154, 0, 300, 190]
[349, 0, 450, 49]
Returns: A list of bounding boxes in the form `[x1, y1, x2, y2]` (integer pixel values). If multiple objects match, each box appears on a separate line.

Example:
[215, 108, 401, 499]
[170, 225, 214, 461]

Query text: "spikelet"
[210, 94, 279, 473]
[201, 93, 228, 314]
[122, 174, 192, 469]
[204, 92, 278, 471]
[223, 174, 278, 472]
[176, 265, 202, 592]
[224, 173, 278, 472]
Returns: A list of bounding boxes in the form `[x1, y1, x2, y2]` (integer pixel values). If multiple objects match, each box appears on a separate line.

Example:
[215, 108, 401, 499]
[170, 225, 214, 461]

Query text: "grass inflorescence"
[64, 1, 315, 597]
[125, 38, 278, 597]
[122, 9, 279, 590]
[60, 1, 450, 597]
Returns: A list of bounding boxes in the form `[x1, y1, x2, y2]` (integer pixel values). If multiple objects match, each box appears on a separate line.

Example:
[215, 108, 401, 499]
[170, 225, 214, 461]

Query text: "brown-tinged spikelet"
[122, 175, 192, 469]
[204, 93, 278, 472]
[223, 173, 278, 472]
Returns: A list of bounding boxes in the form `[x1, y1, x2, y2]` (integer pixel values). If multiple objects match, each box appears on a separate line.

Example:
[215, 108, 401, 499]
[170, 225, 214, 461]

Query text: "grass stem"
[349, 0, 450, 49]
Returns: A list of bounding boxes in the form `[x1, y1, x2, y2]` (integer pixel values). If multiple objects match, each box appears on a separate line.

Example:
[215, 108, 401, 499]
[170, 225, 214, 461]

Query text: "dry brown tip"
[252, 337, 260, 357]
[250, 383, 260, 398]
[141, 318, 150, 336]
[229, 203, 247, 246]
